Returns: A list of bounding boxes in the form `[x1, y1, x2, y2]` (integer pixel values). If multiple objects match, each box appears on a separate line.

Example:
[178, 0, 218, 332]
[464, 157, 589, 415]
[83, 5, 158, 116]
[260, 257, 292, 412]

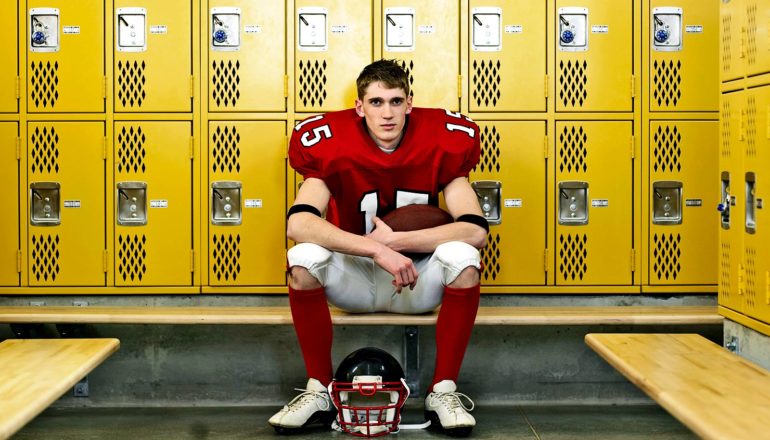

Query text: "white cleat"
[268, 378, 336, 434]
[424, 380, 476, 437]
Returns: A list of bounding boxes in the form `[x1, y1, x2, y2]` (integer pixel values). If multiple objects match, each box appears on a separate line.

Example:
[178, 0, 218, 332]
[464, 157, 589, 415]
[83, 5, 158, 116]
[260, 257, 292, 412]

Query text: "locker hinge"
[103, 250, 109, 273]
[630, 136, 636, 159]
[284, 135, 290, 159]
[739, 109, 746, 141]
[457, 75, 463, 99]
[284, 75, 289, 98]
[16, 137, 21, 160]
[190, 137, 195, 159]
[544, 135, 549, 159]
[544, 75, 549, 98]
[544, 249, 550, 272]
[190, 250, 195, 272]
[15, 76, 20, 99]
[190, 76, 195, 98]
[630, 75, 636, 98]
[630, 249, 636, 272]
[102, 77, 107, 99]
[103, 137, 107, 160]
[16, 250, 22, 273]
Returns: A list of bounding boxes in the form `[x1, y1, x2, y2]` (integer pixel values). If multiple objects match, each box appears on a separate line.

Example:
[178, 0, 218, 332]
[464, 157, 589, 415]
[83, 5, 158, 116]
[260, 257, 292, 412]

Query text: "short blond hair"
[356, 60, 409, 99]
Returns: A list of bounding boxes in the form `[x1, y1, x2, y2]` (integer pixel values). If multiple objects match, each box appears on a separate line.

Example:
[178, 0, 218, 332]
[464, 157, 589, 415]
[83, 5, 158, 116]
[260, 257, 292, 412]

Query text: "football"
[380, 204, 453, 232]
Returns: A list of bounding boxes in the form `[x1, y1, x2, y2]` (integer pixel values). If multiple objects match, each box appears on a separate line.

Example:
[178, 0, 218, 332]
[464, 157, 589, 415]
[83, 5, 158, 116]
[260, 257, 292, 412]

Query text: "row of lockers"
[720, 0, 770, 83]
[0, 119, 717, 289]
[0, 0, 720, 114]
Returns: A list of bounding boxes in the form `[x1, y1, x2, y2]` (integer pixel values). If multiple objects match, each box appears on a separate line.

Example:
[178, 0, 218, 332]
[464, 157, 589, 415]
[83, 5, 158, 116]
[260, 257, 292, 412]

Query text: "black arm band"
[456, 214, 490, 233]
[287, 204, 322, 219]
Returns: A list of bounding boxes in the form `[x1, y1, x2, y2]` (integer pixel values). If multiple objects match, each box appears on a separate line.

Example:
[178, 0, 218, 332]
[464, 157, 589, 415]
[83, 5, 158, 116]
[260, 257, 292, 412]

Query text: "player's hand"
[372, 244, 418, 293]
[366, 216, 396, 247]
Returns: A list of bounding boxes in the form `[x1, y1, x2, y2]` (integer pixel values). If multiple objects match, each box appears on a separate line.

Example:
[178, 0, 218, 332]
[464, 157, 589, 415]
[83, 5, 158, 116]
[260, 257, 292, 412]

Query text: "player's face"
[355, 81, 413, 150]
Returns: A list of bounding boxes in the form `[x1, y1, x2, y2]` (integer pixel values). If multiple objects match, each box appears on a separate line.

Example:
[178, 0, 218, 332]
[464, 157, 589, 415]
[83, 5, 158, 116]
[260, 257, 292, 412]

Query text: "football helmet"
[329, 347, 410, 437]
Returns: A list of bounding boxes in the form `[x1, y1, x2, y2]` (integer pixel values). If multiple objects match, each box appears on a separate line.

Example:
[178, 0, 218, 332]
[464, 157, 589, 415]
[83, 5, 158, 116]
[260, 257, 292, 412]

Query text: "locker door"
[0, 0, 17, 112]
[28, 122, 105, 286]
[649, 121, 718, 285]
[0, 123, 19, 286]
[114, 0, 192, 112]
[382, 0, 459, 110]
[555, 121, 633, 285]
[114, 122, 192, 286]
[208, 122, 286, 286]
[470, 121, 546, 285]
[720, 0, 744, 82]
[27, 0, 105, 113]
[745, 0, 770, 78]
[207, 0, 286, 112]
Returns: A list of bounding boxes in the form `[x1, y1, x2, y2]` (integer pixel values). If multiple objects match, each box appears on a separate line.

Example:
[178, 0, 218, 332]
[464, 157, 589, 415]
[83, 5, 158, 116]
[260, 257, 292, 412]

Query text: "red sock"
[288, 286, 333, 385]
[431, 284, 480, 390]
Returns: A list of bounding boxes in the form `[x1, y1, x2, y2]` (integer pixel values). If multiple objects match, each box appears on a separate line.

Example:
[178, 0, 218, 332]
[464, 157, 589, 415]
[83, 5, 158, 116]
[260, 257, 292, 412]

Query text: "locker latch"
[652, 7, 682, 52]
[652, 181, 683, 225]
[297, 7, 327, 52]
[558, 181, 588, 225]
[746, 172, 756, 234]
[211, 181, 242, 225]
[718, 171, 732, 230]
[558, 8, 588, 52]
[30, 182, 61, 226]
[30, 8, 59, 52]
[117, 182, 148, 226]
[471, 8, 502, 52]
[211, 7, 241, 51]
[116, 8, 147, 52]
[385, 8, 415, 52]
[471, 181, 502, 225]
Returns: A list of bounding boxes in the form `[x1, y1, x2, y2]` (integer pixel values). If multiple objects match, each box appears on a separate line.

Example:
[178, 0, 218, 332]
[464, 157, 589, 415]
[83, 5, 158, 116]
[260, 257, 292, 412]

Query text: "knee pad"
[433, 241, 481, 285]
[287, 243, 333, 285]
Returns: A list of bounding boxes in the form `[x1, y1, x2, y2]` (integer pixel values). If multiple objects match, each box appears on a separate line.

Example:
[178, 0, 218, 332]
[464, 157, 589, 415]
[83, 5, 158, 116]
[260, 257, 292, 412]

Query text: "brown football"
[381, 204, 453, 232]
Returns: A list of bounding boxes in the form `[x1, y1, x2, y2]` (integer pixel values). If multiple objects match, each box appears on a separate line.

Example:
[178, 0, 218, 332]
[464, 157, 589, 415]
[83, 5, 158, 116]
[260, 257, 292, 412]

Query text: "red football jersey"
[289, 107, 480, 235]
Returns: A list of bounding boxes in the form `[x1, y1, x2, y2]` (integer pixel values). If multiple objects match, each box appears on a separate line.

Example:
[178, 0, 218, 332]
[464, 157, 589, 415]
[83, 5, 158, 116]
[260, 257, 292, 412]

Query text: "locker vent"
[117, 126, 147, 173]
[212, 126, 241, 173]
[480, 233, 501, 281]
[30, 61, 59, 108]
[30, 126, 60, 174]
[398, 60, 415, 98]
[719, 242, 731, 303]
[118, 234, 147, 281]
[652, 233, 681, 281]
[298, 60, 327, 107]
[745, 246, 757, 310]
[653, 125, 681, 172]
[559, 233, 587, 281]
[721, 99, 731, 158]
[212, 234, 241, 281]
[472, 60, 501, 108]
[559, 125, 588, 173]
[31, 235, 60, 282]
[478, 126, 501, 173]
[212, 60, 240, 107]
[721, 13, 732, 74]
[747, 95, 757, 157]
[559, 60, 587, 107]
[653, 60, 681, 107]
[117, 60, 147, 108]
[747, 3, 758, 66]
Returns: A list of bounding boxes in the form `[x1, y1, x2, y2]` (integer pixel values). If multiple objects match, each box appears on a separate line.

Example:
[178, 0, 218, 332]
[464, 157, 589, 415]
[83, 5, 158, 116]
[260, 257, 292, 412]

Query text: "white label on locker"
[504, 199, 522, 208]
[150, 200, 168, 208]
[62, 26, 80, 34]
[150, 25, 167, 34]
[244, 25, 261, 34]
[591, 25, 609, 33]
[331, 25, 348, 34]
[591, 199, 609, 207]
[685, 25, 703, 33]
[63, 200, 81, 208]
[418, 25, 435, 34]
[686, 199, 703, 206]
[245, 199, 263, 208]
[505, 25, 523, 34]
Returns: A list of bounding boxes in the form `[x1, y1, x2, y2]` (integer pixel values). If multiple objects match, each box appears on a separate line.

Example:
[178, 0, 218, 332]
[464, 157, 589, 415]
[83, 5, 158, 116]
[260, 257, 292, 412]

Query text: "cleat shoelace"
[433, 391, 475, 413]
[283, 387, 331, 412]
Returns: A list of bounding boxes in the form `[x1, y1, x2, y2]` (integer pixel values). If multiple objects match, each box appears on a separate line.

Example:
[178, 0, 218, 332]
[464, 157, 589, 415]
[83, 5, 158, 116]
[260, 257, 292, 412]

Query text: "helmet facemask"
[330, 375, 410, 437]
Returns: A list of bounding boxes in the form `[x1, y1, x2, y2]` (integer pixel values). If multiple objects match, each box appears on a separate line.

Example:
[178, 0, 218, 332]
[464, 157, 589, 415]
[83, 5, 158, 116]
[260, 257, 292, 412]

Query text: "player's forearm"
[385, 222, 487, 253]
[287, 212, 385, 258]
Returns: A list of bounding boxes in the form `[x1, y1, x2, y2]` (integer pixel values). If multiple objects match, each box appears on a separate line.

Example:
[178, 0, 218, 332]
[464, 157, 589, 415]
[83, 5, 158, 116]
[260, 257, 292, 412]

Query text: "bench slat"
[585, 333, 770, 440]
[0, 306, 721, 325]
[0, 338, 120, 440]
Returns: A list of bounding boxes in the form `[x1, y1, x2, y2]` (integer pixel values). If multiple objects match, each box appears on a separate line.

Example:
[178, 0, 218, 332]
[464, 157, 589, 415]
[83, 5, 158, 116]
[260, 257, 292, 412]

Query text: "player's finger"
[393, 272, 404, 293]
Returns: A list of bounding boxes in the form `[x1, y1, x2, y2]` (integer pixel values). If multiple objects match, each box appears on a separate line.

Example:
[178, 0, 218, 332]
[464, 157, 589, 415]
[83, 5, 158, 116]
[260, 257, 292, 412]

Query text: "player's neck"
[374, 132, 404, 153]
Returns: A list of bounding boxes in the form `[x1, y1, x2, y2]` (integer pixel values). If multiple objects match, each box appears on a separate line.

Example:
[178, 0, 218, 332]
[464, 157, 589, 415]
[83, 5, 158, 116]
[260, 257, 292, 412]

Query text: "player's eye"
[391, 98, 404, 106]
[369, 98, 382, 106]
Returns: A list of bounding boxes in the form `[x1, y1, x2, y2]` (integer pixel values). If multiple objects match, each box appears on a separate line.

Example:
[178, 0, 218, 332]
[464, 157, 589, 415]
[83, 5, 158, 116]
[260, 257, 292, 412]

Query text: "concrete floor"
[14, 404, 697, 440]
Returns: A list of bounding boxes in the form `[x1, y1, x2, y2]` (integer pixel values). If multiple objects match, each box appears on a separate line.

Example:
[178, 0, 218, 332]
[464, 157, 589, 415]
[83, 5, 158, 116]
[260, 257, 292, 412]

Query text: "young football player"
[269, 59, 488, 437]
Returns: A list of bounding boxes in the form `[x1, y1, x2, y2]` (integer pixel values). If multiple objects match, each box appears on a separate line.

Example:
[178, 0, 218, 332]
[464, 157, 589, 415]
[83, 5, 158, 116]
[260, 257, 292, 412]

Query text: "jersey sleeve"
[288, 116, 323, 180]
[436, 109, 481, 179]
[459, 120, 481, 177]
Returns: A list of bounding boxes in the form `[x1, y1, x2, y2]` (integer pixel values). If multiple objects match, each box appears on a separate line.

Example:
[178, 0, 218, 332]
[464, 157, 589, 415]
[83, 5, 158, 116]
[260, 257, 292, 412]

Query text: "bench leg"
[404, 326, 420, 398]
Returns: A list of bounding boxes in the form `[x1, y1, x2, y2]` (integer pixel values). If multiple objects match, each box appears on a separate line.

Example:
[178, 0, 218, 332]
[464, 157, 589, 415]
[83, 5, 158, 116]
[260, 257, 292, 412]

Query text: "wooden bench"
[585, 333, 770, 440]
[0, 338, 120, 440]
[0, 305, 722, 326]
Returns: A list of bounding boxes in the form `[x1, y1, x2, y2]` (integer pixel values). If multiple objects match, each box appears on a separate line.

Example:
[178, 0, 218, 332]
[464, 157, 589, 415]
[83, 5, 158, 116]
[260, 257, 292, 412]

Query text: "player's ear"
[355, 99, 365, 117]
[405, 95, 413, 114]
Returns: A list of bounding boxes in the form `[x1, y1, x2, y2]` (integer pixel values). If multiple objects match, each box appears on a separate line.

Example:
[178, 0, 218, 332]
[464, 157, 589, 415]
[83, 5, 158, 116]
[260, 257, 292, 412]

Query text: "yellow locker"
[27, 0, 105, 113]
[745, 0, 770, 78]
[556, 0, 633, 112]
[207, 1, 286, 112]
[27, 122, 105, 286]
[720, 0, 744, 82]
[208, 121, 286, 286]
[114, 122, 192, 286]
[1, 123, 18, 286]
[742, 86, 770, 323]
[648, 1, 719, 112]
[468, 0, 546, 112]
[470, 121, 547, 285]
[718, 90, 744, 313]
[114, 0, 192, 112]
[382, 0, 459, 110]
[555, 121, 633, 285]
[648, 121, 718, 285]
[0, 0, 17, 112]
[295, 0, 372, 112]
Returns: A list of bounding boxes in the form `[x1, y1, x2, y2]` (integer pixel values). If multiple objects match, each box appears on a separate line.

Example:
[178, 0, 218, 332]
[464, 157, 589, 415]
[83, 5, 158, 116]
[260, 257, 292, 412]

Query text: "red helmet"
[329, 347, 410, 437]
